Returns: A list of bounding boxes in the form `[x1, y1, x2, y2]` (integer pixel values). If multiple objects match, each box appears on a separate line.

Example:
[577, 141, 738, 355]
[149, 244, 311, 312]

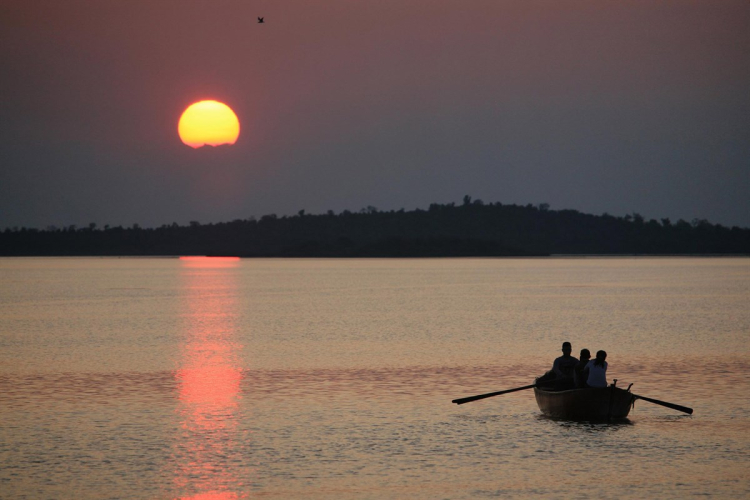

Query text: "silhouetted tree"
[1, 200, 748, 257]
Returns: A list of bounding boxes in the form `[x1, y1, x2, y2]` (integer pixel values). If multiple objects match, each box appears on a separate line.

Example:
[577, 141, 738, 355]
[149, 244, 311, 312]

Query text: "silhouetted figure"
[574, 348, 591, 388]
[538, 341, 579, 390]
[258, 17, 264, 23]
[585, 350, 608, 388]
[552, 341, 578, 378]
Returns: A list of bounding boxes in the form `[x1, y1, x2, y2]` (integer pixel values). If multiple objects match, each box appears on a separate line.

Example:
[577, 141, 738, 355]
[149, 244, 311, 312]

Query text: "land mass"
[2, 198, 749, 257]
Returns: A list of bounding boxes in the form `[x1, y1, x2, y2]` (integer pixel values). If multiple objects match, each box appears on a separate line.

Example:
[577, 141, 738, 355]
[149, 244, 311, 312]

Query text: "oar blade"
[634, 394, 693, 414]
[452, 392, 499, 405]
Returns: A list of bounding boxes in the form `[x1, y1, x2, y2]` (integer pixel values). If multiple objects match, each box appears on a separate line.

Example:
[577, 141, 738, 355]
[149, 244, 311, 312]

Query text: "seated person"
[574, 348, 591, 388]
[585, 350, 608, 388]
[550, 341, 578, 389]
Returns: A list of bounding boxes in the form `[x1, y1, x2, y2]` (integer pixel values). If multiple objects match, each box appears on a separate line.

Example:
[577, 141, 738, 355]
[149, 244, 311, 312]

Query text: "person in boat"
[548, 341, 578, 389]
[585, 350, 608, 388]
[574, 348, 591, 388]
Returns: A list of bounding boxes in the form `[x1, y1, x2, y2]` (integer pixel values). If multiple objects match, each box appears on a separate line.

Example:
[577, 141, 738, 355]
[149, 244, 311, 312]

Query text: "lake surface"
[1, 257, 748, 499]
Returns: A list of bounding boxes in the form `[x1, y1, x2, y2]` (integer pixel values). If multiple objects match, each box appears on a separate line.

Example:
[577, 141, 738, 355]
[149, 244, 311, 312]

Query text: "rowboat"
[452, 380, 692, 417]
[534, 385, 635, 420]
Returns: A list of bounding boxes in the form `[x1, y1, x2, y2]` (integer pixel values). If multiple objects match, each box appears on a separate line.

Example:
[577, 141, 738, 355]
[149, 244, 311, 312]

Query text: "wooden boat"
[534, 385, 635, 420]
[452, 379, 691, 416]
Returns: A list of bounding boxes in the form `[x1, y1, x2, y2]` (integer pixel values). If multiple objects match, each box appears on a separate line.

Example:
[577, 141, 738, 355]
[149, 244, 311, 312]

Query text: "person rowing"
[536, 341, 578, 390]
[552, 341, 578, 379]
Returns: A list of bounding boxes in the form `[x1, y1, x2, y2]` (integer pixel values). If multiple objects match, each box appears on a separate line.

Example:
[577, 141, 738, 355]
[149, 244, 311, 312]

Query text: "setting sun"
[178, 100, 240, 148]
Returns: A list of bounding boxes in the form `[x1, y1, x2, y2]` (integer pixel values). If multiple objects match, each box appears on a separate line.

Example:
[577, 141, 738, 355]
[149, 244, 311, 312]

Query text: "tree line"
[2, 198, 749, 257]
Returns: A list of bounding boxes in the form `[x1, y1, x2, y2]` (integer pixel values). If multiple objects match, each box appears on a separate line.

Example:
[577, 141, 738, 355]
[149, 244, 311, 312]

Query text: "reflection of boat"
[534, 385, 635, 420]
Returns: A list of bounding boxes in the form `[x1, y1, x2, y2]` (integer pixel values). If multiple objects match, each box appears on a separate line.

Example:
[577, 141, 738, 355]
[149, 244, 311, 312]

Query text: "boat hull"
[534, 386, 635, 420]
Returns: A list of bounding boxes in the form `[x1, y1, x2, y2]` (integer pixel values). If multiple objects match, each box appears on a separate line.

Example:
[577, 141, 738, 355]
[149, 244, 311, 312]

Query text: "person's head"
[594, 350, 607, 367]
[562, 341, 572, 356]
[580, 348, 590, 360]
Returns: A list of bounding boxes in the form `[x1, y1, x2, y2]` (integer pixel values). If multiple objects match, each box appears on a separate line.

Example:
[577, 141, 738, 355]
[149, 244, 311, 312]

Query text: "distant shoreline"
[2, 200, 748, 257]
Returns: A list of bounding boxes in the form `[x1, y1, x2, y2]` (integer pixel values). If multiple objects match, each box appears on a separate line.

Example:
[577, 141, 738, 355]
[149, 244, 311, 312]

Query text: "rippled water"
[1, 257, 748, 499]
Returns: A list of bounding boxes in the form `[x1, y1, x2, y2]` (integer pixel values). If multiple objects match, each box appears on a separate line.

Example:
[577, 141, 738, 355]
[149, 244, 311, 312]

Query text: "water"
[1, 257, 748, 499]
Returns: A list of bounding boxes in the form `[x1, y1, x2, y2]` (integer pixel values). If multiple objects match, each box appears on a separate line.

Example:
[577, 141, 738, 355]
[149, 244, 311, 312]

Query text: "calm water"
[1, 257, 748, 499]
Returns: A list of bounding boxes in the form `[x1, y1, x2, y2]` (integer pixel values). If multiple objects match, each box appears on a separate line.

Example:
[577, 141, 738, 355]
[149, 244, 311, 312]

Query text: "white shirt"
[585, 360, 608, 388]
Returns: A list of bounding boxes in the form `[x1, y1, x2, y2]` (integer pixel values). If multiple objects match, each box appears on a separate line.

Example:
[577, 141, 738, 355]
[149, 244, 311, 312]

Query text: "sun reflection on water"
[179, 256, 241, 267]
[174, 256, 246, 499]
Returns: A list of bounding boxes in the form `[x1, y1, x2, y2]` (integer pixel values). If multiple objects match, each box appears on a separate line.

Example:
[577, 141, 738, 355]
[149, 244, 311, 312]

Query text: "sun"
[178, 100, 240, 148]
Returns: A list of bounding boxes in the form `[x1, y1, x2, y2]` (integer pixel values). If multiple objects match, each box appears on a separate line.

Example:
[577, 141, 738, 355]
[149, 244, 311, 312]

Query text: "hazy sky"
[1, 0, 748, 229]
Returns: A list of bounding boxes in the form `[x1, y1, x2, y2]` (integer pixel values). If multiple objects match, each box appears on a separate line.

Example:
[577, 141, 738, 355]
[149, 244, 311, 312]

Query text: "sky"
[1, 0, 748, 229]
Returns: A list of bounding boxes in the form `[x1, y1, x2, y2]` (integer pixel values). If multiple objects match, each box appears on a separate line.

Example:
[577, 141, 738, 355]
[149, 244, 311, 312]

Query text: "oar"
[452, 380, 554, 405]
[632, 393, 693, 415]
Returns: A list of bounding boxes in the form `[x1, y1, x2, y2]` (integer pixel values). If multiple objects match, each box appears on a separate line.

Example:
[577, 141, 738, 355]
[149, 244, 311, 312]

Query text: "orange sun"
[178, 100, 240, 148]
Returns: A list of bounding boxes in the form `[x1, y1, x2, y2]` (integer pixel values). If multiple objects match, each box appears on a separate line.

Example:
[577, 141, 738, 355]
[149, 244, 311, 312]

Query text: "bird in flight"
[258, 17, 264, 23]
